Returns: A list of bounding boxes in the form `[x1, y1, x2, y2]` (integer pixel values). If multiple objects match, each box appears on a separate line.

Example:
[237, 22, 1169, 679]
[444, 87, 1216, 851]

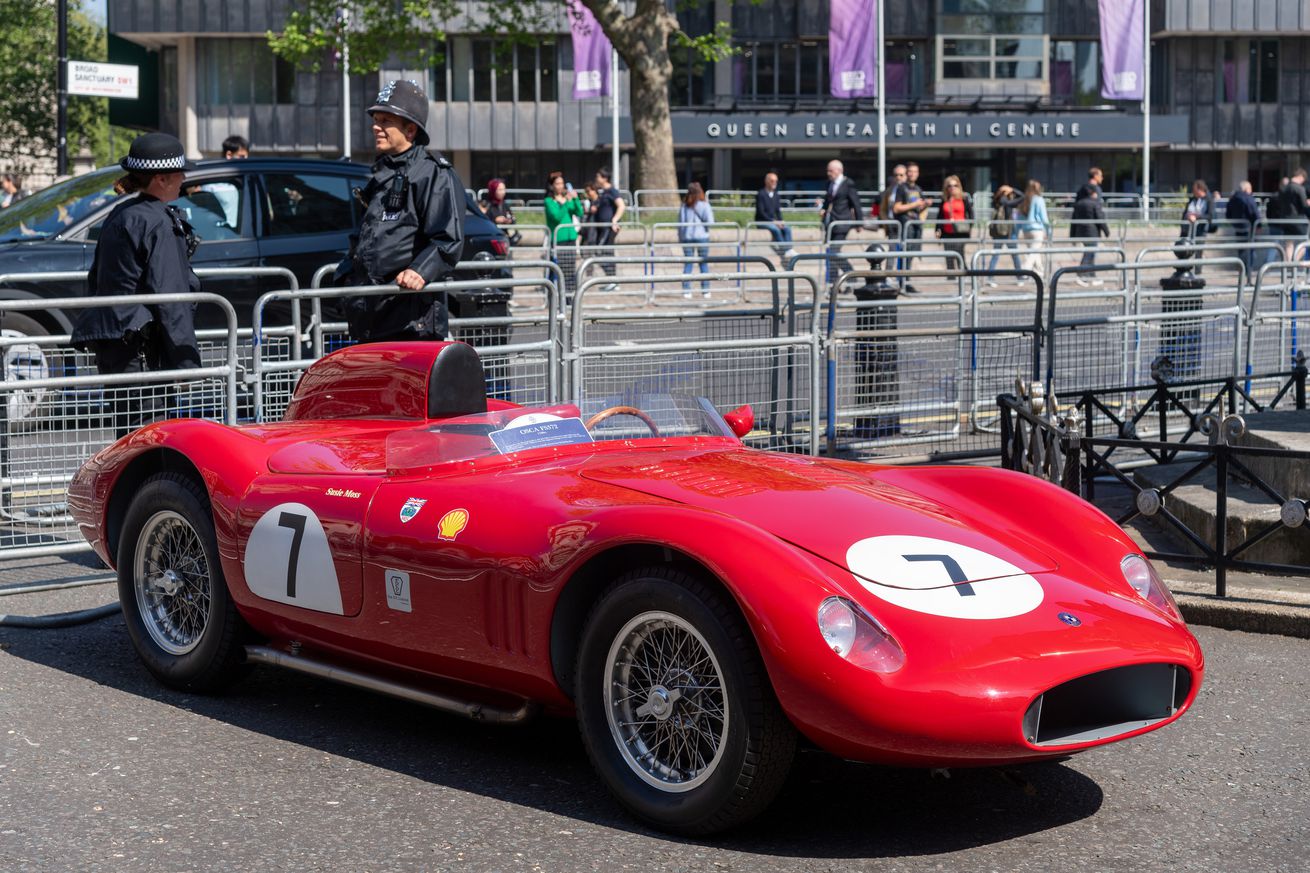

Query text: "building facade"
[110, 0, 1310, 195]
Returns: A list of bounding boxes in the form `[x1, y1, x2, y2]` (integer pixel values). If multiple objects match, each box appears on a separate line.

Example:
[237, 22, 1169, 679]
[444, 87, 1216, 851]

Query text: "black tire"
[574, 566, 797, 835]
[116, 472, 249, 691]
[0, 311, 53, 430]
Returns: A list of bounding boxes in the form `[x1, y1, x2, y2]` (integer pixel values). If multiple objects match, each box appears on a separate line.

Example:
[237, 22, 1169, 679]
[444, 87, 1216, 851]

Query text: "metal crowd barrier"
[251, 276, 562, 422]
[0, 291, 239, 559]
[821, 268, 1044, 460]
[569, 270, 822, 455]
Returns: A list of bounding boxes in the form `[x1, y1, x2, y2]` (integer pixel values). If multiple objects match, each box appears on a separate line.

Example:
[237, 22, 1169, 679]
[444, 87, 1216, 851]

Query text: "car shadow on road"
[1, 615, 1103, 858]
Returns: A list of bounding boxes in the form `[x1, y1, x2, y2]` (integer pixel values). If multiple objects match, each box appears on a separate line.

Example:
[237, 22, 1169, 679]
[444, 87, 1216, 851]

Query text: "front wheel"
[117, 472, 249, 691]
[574, 567, 796, 834]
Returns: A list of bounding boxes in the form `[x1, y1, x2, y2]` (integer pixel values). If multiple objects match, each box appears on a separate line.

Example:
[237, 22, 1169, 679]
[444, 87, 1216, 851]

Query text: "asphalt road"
[1, 572, 1307, 873]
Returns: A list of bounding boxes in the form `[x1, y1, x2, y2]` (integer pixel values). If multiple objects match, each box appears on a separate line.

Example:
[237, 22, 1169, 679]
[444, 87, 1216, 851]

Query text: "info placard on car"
[490, 416, 593, 454]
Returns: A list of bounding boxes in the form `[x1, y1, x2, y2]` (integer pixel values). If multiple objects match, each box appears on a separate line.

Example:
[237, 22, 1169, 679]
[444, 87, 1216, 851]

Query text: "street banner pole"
[1142, 1, 1151, 223]
[340, 8, 351, 160]
[877, 0, 886, 188]
[57, 0, 68, 176]
[611, 47, 620, 189]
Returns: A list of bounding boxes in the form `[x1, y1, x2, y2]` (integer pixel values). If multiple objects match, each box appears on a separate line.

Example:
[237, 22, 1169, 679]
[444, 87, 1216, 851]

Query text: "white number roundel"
[243, 503, 343, 615]
[845, 535, 1044, 620]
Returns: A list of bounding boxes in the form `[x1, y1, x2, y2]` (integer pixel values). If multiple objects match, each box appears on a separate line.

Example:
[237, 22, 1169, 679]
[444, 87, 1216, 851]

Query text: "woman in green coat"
[544, 171, 585, 297]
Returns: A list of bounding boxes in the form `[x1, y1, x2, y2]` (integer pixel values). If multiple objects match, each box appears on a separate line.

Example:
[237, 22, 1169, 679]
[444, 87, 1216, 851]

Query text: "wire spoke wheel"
[604, 610, 729, 793]
[133, 509, 211, 656]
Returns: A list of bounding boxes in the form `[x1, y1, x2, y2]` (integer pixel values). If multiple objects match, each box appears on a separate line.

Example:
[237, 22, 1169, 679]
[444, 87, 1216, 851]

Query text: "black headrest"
[429, 342, 488, 418]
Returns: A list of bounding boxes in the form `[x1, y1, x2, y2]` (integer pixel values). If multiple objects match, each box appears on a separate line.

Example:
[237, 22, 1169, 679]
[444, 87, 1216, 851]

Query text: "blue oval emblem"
[1058, 612, 1082, 627]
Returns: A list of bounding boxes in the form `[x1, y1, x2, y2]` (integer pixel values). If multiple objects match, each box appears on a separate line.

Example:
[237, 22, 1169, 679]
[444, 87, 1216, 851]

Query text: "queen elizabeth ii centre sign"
[599, 113, 1188, 148]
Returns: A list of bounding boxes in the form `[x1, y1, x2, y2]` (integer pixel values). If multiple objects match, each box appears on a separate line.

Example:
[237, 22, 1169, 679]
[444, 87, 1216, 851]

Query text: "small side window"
[260, 174, 354, 237]
[172, 178, 246, 241]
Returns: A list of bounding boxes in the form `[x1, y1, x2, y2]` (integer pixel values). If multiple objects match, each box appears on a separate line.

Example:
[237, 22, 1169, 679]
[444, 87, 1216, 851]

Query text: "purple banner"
[1099, 0, 1145, 100]
[830, 0, 877, 99]
[568, 1, 611, 100]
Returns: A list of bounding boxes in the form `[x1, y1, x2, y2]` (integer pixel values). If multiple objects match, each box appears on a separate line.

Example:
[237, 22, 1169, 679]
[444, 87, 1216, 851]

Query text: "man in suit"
[820, 159, 862, 281]
[755, 172, 796, 261]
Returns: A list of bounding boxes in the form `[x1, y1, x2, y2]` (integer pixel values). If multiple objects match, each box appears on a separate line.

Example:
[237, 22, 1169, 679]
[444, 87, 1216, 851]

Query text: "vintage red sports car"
[70, 341, 1204, 834]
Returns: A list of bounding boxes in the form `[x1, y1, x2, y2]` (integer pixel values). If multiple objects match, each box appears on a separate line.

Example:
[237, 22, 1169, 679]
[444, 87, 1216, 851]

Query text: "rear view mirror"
[723, 405, 754, 438]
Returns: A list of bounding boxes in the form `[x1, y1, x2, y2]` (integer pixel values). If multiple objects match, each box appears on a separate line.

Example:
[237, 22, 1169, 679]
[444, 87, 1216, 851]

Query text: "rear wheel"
[0, 312, 52, 428]
[574, 567, 796, 834]
[117, 472, 249, 691]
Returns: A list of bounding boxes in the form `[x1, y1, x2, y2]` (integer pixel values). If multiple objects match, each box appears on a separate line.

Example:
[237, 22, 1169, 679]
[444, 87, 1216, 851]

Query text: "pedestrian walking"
[544, 171, 586, 298]
[1225, 180, 1261, 279]
[985, 184, 1023, 285]
[1016, 179, 1050, 282]
[70, 132, 201, 437]
[1070, 182, 1109, 283]
[335, 80, 465, 343]
[581, 184, 601, 245]
[936, 175, 973, 268]
[755, 172, 795, 261]
[820, 159, 861, 283]
[1172, 179, 1216, 275]
[891, 162, 929, 286]
[678, 182, 714, 297]
[481, 177, 521, 245]
[592, 167, 626, 287]
[1267, 169, 1310, 261]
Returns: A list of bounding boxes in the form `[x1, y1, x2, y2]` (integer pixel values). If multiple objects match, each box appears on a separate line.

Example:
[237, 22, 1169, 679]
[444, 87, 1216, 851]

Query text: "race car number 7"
[243, 502, 345, 615]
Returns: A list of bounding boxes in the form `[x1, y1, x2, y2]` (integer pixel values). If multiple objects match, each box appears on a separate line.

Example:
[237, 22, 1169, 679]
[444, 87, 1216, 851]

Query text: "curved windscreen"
[386, 395, 736, 470]
[0, 167, 122, 241]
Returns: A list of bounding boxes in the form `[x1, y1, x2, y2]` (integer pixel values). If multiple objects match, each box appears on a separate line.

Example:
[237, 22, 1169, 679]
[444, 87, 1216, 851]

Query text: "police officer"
[338, 80, 465, 342]
[72, 132, 201, 437]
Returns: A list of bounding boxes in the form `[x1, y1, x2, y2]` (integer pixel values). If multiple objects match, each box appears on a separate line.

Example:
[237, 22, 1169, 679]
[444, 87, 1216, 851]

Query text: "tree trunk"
[583, 0, 680, 206]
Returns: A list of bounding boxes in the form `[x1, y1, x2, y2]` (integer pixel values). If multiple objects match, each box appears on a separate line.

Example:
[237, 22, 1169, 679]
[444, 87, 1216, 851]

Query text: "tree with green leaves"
[268, 1, 740, 199]
[1, 0, 121, 178]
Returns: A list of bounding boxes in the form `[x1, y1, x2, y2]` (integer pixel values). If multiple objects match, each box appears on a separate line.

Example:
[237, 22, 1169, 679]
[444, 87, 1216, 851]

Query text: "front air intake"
[1023, 663, 1192, 747]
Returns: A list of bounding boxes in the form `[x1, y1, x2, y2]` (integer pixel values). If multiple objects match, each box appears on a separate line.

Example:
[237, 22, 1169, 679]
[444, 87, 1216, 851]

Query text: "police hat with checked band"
[119, 132, 197, 174]
[368, 80, 431, 145]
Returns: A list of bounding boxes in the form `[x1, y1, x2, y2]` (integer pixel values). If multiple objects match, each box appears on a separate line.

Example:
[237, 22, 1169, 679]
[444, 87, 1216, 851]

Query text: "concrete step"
[1234, 410, 1310, 499]
[1133, 461, 1310, 566]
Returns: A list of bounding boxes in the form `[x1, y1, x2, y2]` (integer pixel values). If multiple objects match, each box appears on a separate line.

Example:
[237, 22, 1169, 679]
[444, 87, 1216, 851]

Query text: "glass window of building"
[429, 41, 448, 102]
[1050, 41, 1099, 106]
[451, 38, 472, 102]
[198, 39, 297, 107]
[1220, 39, 1279, 104]
[938, 0, 1045, 82]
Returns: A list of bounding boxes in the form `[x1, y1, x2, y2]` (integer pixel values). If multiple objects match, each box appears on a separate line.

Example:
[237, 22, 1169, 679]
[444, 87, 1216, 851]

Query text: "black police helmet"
[119, 132, 196, 174]
[368, 80, 431, 145]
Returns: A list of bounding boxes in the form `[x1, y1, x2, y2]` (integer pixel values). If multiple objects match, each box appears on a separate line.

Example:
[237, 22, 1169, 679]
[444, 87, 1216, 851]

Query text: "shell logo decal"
[437, 508, 470, 541]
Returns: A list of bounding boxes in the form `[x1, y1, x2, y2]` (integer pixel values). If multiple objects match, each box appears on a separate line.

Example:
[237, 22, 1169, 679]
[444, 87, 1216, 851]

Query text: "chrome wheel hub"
[133, 510, 211, 656]
[604, 611, 729, 793]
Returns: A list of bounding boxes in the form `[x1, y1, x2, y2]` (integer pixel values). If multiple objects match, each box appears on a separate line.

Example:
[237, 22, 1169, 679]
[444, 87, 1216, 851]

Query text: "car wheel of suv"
[574, 566, 796, 834]
[1, 313, 52, 429]
[117, 472, 250, 692]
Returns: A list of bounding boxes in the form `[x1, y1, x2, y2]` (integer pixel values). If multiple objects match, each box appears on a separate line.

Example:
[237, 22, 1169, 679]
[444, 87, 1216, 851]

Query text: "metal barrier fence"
[569, 271, 822, 455]
[822, 268, 1043, 460]
[1, 290, 240, 559]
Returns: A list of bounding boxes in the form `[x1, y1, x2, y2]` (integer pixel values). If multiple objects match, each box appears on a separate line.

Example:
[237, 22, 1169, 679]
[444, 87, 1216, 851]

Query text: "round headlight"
[816, 596, 906, 673]
[1121, 553, 1182, 620]
[817, 597, 856, 657]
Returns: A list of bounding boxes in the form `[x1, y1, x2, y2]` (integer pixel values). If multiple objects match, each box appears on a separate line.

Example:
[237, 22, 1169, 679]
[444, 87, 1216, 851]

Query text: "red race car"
[70, 342, 1204, 835]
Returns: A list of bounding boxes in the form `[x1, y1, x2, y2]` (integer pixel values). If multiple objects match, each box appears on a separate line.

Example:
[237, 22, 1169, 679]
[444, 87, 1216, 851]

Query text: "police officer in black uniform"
[72, 132, 201, 437]
[338, 80, 465, 342]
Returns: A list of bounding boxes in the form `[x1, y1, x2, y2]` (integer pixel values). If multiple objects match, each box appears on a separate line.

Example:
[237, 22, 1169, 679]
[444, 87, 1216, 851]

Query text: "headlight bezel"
[816, 596, 906, 673]
[1121, 553, 1183, 621]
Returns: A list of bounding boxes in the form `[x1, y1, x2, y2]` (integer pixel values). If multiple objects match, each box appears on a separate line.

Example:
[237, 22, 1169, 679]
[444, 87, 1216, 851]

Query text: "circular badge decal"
[845, 535, 1045, 620]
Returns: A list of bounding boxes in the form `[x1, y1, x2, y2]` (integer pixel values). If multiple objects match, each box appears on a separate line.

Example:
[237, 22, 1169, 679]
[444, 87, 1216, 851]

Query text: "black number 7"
[902, 554, 975, 596]
[278, 511, 307, 598]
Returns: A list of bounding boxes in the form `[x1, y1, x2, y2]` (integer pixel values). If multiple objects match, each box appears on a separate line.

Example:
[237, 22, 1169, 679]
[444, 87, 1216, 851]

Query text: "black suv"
[0, 157, 507, 338]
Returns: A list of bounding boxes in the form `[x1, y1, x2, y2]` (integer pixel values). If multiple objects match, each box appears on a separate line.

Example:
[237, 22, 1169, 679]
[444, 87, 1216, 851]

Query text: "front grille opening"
[1023, 663, 1192, 747]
